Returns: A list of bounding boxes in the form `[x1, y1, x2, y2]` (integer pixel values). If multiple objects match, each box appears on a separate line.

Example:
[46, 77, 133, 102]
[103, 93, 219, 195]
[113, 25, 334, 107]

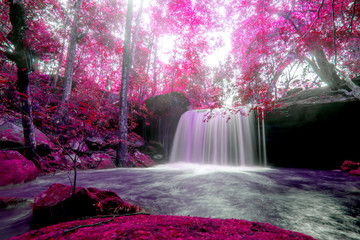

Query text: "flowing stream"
[1, 164, 360, 240]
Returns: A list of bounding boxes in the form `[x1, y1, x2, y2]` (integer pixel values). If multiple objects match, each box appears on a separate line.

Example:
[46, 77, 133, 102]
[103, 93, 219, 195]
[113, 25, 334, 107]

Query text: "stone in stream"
[32, 183, 142, 228]
[341, 160, 360, 172]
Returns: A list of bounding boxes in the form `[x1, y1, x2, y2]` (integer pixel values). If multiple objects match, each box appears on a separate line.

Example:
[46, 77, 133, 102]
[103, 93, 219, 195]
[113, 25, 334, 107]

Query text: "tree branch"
[267, 0, 325, 96]
[347, 0, 357, 39]
[63, 213, 151, 234]
[336, 69, 360, 100]
[63, 216, 116, 234]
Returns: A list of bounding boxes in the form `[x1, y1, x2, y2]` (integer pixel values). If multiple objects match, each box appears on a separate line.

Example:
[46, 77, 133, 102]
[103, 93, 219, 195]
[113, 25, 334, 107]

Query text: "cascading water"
[170, 109, 257, 166]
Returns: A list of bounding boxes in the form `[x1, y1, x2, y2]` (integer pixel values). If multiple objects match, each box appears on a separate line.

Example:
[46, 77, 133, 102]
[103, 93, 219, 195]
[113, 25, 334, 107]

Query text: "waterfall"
[170, 109, 257, 166]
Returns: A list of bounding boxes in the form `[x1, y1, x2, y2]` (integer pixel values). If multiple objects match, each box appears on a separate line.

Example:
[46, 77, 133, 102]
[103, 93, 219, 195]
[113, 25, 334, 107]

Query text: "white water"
[170, 109, 256, 166]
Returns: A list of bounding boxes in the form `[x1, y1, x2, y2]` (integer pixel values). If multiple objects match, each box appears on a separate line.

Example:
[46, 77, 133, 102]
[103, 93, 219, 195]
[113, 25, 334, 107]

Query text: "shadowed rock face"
[265, 100, 360, 169]
[145, 92, 190, 160]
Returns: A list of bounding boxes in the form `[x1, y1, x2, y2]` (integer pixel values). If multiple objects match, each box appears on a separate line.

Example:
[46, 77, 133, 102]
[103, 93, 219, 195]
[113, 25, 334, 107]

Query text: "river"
[1, 163, 360, 240]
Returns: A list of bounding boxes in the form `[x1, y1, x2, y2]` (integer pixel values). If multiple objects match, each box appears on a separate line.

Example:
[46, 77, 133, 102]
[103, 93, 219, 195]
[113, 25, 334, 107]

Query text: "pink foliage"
[10, 214, 315, 240]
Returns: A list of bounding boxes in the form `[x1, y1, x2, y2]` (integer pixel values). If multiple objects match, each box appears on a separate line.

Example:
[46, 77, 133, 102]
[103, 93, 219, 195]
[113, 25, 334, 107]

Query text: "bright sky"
[206, 31, 232, 67]
[157, 31, 232, 67]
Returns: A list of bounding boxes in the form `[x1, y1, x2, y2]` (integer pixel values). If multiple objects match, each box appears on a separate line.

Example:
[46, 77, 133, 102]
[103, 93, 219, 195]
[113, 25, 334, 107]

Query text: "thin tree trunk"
[52, 15, 69, 88]
[152, 38, 158, 96]
[6, 0, 43, 169]
[130, 0, 144, 68]
[60, 0, 82, 108]
[138, 38, 154, 112]
[116, 0, 133, 167]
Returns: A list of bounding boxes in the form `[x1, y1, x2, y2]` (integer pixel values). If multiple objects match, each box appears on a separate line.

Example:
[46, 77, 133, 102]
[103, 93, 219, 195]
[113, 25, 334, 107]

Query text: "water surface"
[1, 163, 359, 240]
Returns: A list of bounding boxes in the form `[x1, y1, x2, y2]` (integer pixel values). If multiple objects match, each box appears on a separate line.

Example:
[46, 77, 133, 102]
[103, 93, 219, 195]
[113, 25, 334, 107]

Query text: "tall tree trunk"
[60, 0, 82, 112]
[6, 0, 43, 169]
[116, 0, 133, 167]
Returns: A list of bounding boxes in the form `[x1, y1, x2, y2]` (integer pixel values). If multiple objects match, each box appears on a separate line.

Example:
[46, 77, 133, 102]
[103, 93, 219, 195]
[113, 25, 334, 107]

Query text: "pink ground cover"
[10, 214, 315, 240]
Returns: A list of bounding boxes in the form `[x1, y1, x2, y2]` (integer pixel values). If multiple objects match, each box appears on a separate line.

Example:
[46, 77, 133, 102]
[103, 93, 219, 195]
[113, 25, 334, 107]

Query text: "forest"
[1, 0, 359, 168]
[1, 0, 360, 239]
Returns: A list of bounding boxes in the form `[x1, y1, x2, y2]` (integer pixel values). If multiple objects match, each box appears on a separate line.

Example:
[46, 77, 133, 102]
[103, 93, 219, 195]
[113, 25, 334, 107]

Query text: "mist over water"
[170, 110, 256, 166]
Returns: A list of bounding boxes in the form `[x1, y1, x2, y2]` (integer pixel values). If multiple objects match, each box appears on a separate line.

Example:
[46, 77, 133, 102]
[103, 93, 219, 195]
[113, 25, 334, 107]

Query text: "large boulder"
[0, 117, 54, 156]
[145, 91, 190, 116]
[0, 151, 37, 186]
[32, 183, 141, 228]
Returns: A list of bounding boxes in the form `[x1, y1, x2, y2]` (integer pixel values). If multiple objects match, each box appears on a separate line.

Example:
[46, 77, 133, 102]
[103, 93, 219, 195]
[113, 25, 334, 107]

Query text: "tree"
[5, 0, 43, 168]
[116, 0, 133, 167]
[229, 0, 360, 111]
[59, 0, 83, 117]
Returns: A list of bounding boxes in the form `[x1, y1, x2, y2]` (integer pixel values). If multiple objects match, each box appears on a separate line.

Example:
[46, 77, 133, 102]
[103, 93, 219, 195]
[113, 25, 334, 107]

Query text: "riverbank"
[9, 214, 315, 240]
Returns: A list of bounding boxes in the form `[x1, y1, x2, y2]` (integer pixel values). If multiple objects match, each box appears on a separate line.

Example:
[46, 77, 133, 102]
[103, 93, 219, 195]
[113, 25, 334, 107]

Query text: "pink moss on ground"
[10, 214, 315, 240]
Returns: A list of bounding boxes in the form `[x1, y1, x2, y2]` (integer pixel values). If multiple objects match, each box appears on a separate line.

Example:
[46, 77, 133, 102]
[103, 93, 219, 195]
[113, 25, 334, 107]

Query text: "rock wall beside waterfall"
[144, 92, 190, 160]
[265, 100, 360, 169]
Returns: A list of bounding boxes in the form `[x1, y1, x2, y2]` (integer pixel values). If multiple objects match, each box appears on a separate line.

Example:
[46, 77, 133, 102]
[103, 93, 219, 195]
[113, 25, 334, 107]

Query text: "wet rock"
[0, 117, 54, 156]
[142, 141, 165, 161]
[0, 151, 37, 186]
[349, 168, 360, 176]
[132, 151, 156, 167]
[341, 160, 360, 172]
[0, 196, 27, 208]
[32, 183, 141, 228]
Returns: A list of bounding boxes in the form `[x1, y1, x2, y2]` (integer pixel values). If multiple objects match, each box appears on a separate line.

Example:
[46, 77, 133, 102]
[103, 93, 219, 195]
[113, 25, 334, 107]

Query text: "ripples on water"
[1, 163, 360, 240]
